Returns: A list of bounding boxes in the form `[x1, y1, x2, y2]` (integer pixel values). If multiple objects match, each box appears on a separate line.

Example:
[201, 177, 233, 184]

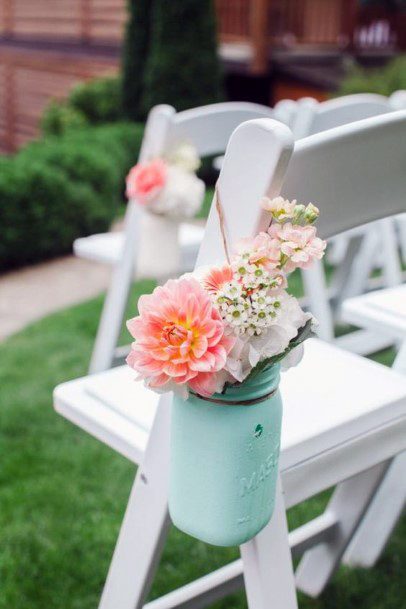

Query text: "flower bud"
[292, 204, 306, 223]
[304, 203, 320, 224]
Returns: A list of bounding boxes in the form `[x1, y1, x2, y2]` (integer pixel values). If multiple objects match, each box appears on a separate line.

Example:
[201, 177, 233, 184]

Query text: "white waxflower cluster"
[212, 256, 283, 336]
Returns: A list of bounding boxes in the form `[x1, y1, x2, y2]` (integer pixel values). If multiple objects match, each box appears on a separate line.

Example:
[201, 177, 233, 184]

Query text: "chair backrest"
[139, 102, 279, 161]
[197, 111, 406, 266]
[292, 93, 394, 140]
[389, 90, 406, 110]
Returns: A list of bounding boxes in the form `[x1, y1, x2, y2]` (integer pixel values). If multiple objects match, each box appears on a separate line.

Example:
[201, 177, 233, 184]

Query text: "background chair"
[54, 111, 406, 609]
[77, 101, 284, 374]
[291, 92, 406, 350]
[340, 284, 406, 568]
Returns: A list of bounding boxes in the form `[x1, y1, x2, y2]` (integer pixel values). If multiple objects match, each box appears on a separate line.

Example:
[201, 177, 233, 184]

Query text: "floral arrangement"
[127, 197, 326, 399]
[126, 143, 205, 219]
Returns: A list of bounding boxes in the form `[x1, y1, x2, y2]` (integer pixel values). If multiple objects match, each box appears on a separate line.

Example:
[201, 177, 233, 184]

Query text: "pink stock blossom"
[261, 196, 296, 220]
[268, 222, 326, 272]
[126, 159, 167, 204]
[236, 232, 281, 270]
[126, 278, 235, 397]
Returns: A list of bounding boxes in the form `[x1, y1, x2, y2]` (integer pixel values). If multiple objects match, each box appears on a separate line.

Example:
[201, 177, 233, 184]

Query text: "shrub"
[68, 76, 124, 124]
[337, 55, 406, 97]
[122, 0, 152, 121]
[41, 101, 88, 136]
[0, 160, 103, 270]
[20, 139, 120, 212]
[141, 0, 223, 115]
[0, 121, 144, 271]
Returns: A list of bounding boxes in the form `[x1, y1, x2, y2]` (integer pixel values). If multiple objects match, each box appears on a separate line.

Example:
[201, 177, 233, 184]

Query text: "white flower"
[150, 165, 205, 218]
[167, 143, 201, 173]
[224, 291, 311, 382]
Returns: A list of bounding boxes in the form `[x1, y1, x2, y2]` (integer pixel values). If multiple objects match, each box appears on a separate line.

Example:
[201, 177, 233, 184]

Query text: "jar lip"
[190, 386, 278, 406]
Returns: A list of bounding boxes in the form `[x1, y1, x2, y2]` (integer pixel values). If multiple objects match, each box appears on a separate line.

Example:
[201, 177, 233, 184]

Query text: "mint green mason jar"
[169, 365, 282, 547]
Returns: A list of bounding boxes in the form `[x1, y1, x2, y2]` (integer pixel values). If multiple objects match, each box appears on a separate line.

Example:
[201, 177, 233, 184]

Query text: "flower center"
[162, 323, 188, 346]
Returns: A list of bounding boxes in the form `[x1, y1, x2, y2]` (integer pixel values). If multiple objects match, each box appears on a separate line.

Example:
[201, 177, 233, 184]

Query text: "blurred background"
[0, 2, 405, 608]
[0, 0, 405, 153]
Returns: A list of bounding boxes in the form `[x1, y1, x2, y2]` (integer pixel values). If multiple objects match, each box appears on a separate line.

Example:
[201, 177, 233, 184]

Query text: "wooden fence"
[216, 0, 405, 72]
[0, 45, 118, 153]
[0, 0, 126, 44]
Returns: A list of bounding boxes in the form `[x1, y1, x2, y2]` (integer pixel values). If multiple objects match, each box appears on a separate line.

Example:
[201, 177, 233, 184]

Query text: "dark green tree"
[122, 0, 152, 121]
[140, 0, 223, 116]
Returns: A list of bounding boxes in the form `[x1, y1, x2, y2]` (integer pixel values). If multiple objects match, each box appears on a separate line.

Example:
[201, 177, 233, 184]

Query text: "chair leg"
[295, 461, 388, 598]
[99, 395, 172, 609]
[380, 218, 402, 287]
[343, 452, 406, 568]
[342, 340, 406, 567]
[397, 213, 406, 264]
[241, 478, 298, 609]
[89, 205, 141, 374]
[394, 340, 406, 375]
[301, 261, 334, 342]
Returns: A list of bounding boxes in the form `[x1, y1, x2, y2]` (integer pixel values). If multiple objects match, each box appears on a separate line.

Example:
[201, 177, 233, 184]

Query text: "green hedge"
[0, 122, 144, 271]
[337, 56, 406, 97]
[41, 77, 123, 136]
[141, 0, 223, 116]
[68, 76, 124, 124]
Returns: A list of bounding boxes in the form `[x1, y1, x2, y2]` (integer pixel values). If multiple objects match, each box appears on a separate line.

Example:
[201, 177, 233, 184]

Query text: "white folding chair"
[340, 283, 406, 568]
[54, 111, 406, 609]
[291, 92, 406, 349]
[77, 102, 292, 375]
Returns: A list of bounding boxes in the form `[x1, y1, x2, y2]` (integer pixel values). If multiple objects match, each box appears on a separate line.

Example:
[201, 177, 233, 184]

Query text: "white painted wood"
[293, 93, 391, 139]
[292, 95, 405, 347]
[97, 118, 297, 609]
[99, 393, 172, 609]
[89, 106, 175, 374]
[142, 513, 338, 609]
[74, 224, 205, 268]
[196, 119, 293, 267]
[301, 261, 334, 341]
[282, 111, 406, 239]
[54, 338, 406, 475]
[389, 90, 406, 110]
[241, 478, 298, 609]
[342, 284, 406, 338]
[295, 462, 389, 597]
[343, 451, 406, 568]
[340, 287, 406, 568]
[53, 113, 406, 607]
[88, 202, 142, 374]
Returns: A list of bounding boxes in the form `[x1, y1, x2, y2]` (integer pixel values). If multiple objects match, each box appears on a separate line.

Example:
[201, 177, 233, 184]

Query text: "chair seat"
[74, 222, 205, 267]
[54, 338, 406, 484]
[342, 285, 406, 338]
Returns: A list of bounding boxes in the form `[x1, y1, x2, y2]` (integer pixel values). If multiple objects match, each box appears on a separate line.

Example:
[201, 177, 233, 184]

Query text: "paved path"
[0, 256, 111, 341]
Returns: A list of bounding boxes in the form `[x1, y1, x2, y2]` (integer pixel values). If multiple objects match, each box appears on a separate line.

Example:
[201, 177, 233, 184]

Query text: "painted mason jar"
[169, 365, 282, 547]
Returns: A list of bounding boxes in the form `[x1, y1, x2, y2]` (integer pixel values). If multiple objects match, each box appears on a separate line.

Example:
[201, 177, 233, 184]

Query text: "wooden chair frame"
[55, 112, 406, 609]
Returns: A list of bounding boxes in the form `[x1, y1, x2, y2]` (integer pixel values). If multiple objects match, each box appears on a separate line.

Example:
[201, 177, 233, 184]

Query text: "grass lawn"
[0, 279, 404, 608]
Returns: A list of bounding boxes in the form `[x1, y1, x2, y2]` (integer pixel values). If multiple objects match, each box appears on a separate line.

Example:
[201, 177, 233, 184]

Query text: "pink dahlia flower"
[126, 159, 167, 204]
[201, 264, 233, 294]
[268, 223, 326, 272]
[126, 278, 235, 397]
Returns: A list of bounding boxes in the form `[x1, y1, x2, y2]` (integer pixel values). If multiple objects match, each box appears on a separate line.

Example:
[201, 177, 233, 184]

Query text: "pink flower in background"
[269, 223, 326, 271]
[236, 232, 281, 270]
[126, 278, 235, 397]
[126, 159, 167, 204]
